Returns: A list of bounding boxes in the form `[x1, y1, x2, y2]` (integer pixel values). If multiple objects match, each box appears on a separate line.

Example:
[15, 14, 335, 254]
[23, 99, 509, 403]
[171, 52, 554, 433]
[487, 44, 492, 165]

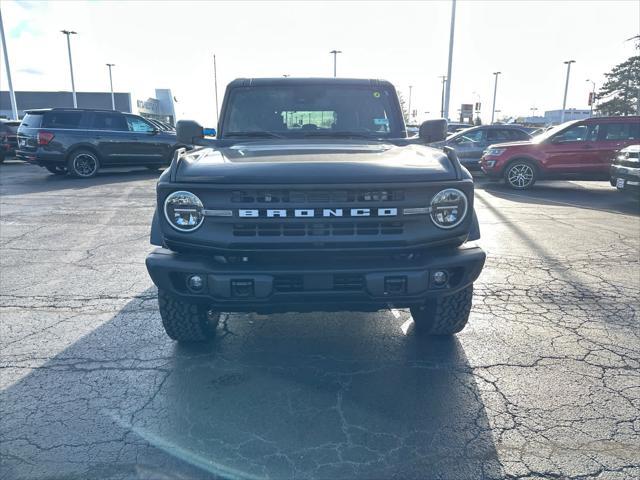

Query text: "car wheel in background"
[504, 160, 537, 190]
[67, 149, 100, 178]
[45, 165, 68, 175]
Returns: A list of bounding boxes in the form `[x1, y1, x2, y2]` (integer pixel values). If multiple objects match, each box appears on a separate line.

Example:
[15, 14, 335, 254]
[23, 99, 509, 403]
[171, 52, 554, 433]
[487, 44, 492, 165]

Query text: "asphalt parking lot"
[1, 160, 639, 480]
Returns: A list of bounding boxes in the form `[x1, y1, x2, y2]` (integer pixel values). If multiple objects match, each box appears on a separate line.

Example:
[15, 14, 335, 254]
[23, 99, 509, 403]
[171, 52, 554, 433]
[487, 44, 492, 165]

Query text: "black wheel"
[45, 165, 67, 175]
[410, 285, 473, 336]
[157, 289, 219, 343]
[504, 160, 537, 190]
[67, 149, 100, 178]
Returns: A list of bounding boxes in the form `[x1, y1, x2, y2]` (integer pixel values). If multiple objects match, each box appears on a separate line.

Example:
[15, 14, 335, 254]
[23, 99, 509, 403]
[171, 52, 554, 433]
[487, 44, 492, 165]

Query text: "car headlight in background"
[430, 188, 468, 229]
[484, 160, 497, 167]
[485, 148, 506, 156]
[164, 191, 205, 232]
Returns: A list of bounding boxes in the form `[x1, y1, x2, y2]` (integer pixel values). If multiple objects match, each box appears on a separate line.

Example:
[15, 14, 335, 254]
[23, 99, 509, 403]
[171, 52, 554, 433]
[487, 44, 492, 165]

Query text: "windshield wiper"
[302, 131, 378, 139]
[225, 131, 285, 139]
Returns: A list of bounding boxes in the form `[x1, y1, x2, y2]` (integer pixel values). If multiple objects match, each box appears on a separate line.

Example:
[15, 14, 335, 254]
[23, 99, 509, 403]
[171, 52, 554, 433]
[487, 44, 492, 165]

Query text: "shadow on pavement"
[0, 288, 503, 480]
[475, 178, 640, 216]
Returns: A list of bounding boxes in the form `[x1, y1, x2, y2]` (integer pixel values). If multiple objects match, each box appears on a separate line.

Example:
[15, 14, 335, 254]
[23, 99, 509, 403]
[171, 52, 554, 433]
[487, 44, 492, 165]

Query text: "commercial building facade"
[1, 89, 176, 125]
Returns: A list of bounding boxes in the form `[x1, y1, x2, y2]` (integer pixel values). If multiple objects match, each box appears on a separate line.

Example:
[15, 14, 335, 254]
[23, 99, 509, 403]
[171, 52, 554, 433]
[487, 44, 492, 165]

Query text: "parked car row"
[479, 116, 639, 190]
[15, 108, 182, 177]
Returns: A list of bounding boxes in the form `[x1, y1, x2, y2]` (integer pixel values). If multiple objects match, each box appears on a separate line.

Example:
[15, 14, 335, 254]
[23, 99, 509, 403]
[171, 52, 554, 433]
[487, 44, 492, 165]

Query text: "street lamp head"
[564, 60, 576, 64]
[329, 50, 342, 54]
[61, 30, 77, 35]
[493, 71, 501, 75]
[106, 63, 115, 67]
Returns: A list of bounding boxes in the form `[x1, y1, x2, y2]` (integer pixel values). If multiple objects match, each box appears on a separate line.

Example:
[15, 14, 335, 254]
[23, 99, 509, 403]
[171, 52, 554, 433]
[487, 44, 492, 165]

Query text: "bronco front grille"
[233, 221, 404, 237]
[230, 189, 405, 203]
[272, 274, 365, 293]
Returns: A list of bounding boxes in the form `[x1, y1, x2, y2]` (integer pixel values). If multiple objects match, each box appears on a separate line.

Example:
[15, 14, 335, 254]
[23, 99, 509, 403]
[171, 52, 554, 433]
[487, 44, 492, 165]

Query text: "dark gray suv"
[431, 125, 532, 170]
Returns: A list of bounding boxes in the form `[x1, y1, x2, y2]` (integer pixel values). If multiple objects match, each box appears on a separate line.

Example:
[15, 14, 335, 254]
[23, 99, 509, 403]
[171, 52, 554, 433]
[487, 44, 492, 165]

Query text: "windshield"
[531, 120, 579, 143]
[222, 84, 403, 139]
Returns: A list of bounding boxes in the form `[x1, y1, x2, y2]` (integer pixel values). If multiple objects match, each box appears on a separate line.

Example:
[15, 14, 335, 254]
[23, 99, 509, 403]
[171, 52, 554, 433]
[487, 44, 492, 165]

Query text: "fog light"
[187, 274, 204, 291]
[432, 270, 448, 286]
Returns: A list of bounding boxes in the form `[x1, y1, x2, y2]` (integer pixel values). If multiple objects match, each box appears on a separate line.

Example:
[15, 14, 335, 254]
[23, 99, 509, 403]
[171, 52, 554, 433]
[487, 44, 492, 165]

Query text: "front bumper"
[146, 246, 486, 313]
[610, 165, 640, 192]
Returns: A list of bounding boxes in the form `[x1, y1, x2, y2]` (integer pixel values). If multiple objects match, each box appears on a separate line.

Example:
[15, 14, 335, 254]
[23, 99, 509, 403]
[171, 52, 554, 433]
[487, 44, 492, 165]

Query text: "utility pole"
[407, 85, 413, 123]
[586, 79, 595, 117]
[61, 30, 78, 108]
[560, 60, 575, 123]
[439, 75, 447, 118]
[213, 54, 219, 125]
[530, 107, 538, 117]
[0, 9, 18, 119]
[491, 71, 501, 124]
[443, 0, 456, 120]
[329, 50, 342, 77]
[106, 64, 115, 110]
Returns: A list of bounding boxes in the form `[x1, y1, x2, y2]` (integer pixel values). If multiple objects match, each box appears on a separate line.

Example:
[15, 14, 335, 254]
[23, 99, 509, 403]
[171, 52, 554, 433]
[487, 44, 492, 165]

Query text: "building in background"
[544, 109, 590, 124]
[1, 88, 176, 125]
[134, 89, 176, 125]
[0, 91, 131, 119]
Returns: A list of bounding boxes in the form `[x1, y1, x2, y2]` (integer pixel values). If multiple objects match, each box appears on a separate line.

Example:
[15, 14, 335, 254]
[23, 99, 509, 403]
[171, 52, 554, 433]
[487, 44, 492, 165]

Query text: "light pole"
[105, 64, 115, 110]
[329, 50, 342, 77]
[490, 71, 501, 124]
[443, 0, 456, 120]
[560, 60, 575, 123]
[439, 77, 446, 118]
[213, 54, 219, 125]
[0, 9, 18, 119]
[61, 30, 78, 108]
[530, 107, 538, 117]
[407, 85, 413, 123]
[586, 79, 596, 117]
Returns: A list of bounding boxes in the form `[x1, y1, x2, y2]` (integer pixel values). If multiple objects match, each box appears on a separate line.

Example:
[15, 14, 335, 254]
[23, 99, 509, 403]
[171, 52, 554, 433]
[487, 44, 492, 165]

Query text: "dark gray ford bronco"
[146, 78, 485, 342]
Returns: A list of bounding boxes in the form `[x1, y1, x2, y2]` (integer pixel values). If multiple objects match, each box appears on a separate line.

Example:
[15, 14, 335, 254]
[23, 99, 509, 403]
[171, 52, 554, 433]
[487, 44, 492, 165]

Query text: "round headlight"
[164, 191, 205, 232]
[430, 188, 468, 229]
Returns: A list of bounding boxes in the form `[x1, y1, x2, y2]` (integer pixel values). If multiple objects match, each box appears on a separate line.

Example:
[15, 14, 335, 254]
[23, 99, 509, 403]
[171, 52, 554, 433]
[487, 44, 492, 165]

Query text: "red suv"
[480, 116, 640, 189]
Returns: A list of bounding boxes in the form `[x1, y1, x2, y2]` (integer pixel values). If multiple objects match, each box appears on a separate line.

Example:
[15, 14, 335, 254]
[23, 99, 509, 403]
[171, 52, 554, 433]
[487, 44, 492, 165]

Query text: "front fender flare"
[150, 209, 163, 246]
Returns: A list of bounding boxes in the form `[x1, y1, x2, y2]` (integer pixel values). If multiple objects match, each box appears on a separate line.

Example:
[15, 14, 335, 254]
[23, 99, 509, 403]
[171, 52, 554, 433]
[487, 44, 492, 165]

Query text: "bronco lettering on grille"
[238, 208, 398, 218]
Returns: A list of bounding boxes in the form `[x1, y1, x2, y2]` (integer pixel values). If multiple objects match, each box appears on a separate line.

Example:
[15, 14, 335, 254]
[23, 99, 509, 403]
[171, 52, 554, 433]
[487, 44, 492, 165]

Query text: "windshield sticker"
[372, 91, 381, 98]
[374, 118, 389, 125]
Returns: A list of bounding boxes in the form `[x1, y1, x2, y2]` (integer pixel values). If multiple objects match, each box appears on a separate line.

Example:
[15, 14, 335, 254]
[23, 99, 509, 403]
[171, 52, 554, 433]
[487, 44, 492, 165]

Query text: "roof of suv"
[24, 108, 127, 114]
[228, 77, 393, 88]
[579, 115, 640, 123]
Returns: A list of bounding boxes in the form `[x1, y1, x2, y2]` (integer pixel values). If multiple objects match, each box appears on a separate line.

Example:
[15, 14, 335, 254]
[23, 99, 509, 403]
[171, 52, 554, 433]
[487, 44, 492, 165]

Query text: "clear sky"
[1, 0, 638, 125]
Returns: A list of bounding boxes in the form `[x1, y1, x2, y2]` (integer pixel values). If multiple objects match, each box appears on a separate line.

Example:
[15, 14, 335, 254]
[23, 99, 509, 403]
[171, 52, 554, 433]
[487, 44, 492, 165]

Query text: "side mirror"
[419, 119, 447, 143]
[176, 120, 204, 145]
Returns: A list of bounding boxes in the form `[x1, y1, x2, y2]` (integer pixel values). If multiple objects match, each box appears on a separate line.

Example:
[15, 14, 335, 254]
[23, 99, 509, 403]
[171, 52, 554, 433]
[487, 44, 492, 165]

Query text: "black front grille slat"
[273, 275, 303, 292]
[333, 274, 365, 291]
[232, 221, 404, 237]
[230, 189, 404, 203]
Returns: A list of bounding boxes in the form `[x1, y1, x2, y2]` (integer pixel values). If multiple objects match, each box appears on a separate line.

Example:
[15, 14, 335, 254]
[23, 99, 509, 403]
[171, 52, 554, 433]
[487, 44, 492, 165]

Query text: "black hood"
[174, 140, 456, 184]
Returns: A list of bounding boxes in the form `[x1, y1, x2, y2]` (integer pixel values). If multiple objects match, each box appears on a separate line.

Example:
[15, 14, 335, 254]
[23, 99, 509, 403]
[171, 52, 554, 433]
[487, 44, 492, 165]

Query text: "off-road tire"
[45, 165, 67, 175]
[410, 285, 473, 336]
[157, 289, 219, 342]
[504, 160, 537, 190]
[67, 149, 100, 178]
